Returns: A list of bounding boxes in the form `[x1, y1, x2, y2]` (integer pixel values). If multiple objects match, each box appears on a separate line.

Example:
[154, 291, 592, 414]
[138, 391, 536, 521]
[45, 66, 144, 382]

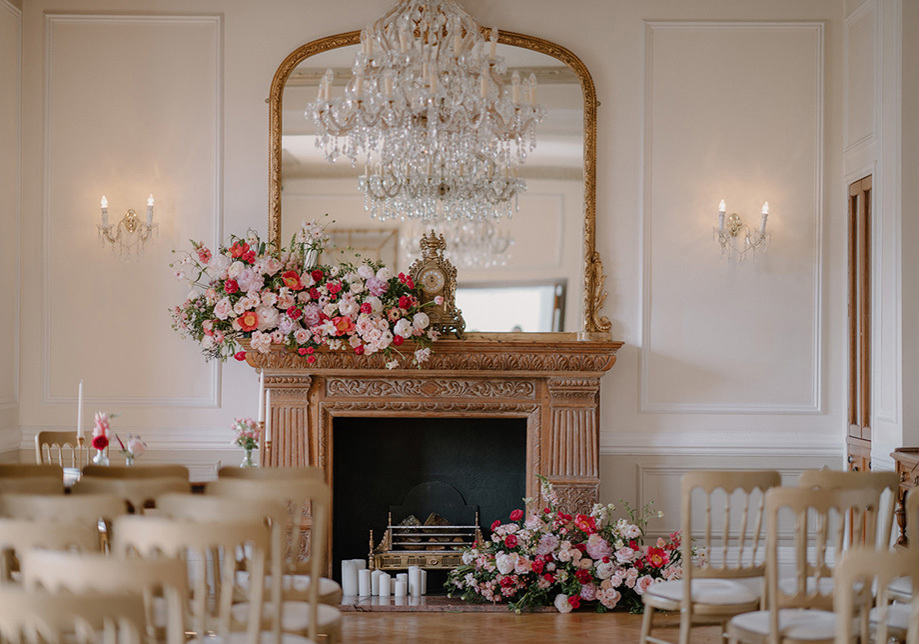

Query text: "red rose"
[298, 348, 308, 355]
[242, 251, 256, 263]
[233, 351, 247, 361]
[398, 272, 414, 289]
[306, 346, 315, 355]
[354, 345, 365, 355]
[306, 355, 316, 364]
[281, 270, 303, 291]
[238, 310, 259, 332]
[287, 306, 302, 321]
[629, 540, 639, 551]
[327, 281, 342, 295]
[575, 569, 592, 584]
[602, 556, 610, 564]
[224, 279, 239, 294]
[392, 335, 404, 346]
[504, 534, 518, 548]
[646, 547, 669, 569]
[532, 559, 545, 574]
[491, 519, 501, 531]
[509, 509, 524, 522]
[500, 576, 515, 587]
[568, 595, 581, 610]
[91, 435, 109, 450]
[229, 241, 249, 258]
[544, 508, 551, 514]
[360, 303, 372, 314]
[398, 295, 413, 309]
[309, 287, 321, 300]
[543, 573, 555, 583]
[574, 543, 586, 553]
[310, 269, 324, 283]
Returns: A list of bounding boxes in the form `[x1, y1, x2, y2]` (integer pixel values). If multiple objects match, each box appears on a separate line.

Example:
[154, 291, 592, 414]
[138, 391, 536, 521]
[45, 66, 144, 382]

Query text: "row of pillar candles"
[341, 559, 429, 598]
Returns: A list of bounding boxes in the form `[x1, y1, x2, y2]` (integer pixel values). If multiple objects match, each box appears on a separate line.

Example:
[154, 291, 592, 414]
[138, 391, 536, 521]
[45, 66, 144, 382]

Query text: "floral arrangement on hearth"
[171, 218, 438, 367]
[445, 478, 682, 613]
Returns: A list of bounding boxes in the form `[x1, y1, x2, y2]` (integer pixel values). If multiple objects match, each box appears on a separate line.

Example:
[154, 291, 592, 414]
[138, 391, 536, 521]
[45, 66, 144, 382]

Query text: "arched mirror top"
[268, 29, 610, 337]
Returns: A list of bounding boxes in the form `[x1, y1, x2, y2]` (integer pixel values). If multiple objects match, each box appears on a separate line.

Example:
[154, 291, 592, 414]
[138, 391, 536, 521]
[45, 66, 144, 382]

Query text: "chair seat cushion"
[730, 609, 838, 640]
[231, 601, 341, 635]
[871, 602, 912, 635]
[644, 578, 761, 606]
[237, 571, 343, 604]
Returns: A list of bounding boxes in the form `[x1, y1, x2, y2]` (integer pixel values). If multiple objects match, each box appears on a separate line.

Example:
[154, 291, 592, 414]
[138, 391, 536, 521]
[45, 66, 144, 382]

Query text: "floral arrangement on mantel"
[171, 219, 438, 368]
[445, 478, 682, 613]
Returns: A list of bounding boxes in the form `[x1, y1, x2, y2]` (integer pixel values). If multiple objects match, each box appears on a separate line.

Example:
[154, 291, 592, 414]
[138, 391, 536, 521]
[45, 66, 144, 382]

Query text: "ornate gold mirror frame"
[268, 30, 611, 337]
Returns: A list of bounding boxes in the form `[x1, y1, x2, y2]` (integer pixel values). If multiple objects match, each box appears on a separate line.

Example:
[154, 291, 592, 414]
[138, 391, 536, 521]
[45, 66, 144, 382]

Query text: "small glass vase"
[124, 453, 135, 467]
[93, 448, 109, 466]
[240, 448, 255, 468]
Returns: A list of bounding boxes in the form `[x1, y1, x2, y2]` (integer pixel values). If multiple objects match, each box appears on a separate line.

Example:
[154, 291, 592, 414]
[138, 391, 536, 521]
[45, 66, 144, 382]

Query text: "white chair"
[20, 549, 187, 644]
[834, 546, 919, 644]
[727, 485, 883, 644]
[640, 470, 781, 644]
[0, 518, 101, 582]
[0, 493, 126, 552]
[71, 476, 190, 514]
[35, 430, 90, 469]
[0, 587, 147, 644]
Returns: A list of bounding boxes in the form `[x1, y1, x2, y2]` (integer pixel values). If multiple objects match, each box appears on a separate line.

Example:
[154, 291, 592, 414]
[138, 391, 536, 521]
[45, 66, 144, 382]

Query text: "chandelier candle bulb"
[100, 196, 109, 227]
[489, 27, 498, 58]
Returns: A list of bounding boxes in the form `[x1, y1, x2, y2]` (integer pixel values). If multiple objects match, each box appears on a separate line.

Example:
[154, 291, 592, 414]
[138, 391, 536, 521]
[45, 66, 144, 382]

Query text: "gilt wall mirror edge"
[267, 29, 611, 338]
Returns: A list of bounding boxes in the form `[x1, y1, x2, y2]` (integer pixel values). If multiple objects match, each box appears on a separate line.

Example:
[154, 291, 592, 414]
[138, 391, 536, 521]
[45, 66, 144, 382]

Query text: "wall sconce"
[98, 194, 158, 259]
[714, 199, 770, 260]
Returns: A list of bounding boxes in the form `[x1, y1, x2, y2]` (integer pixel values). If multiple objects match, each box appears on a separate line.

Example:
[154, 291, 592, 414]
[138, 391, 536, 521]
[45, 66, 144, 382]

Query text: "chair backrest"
[217, 465, 325, 481]
[35, 430, 91, 469]
[0, 493, 127, 552]
[681, 470, 782, 582]
[0, 519, 102, 582]
[112, 514, 270, 644]
[798, 468, 899, 547]
[70, 477, 190, 514]
[21, 549, 186, 644]
[82, 465, 190, 480]
[834, 546, 919, 644]
[765, 485, 883, 616]
[0, 464, 64, 494]
[0, 587, 146, 644]
[906, 487, 919, 546]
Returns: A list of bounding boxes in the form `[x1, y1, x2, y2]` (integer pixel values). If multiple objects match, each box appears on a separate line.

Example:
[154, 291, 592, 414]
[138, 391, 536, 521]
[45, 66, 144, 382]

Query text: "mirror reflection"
[280, 43, 585, 332]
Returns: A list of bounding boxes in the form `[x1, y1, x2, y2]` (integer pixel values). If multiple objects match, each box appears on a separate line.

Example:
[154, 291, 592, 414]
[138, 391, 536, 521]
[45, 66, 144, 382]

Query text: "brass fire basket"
[369, 511, 483, 571]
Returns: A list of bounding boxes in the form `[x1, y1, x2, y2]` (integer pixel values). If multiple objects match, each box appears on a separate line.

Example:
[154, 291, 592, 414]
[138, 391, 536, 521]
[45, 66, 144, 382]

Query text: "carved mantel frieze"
[245, 336, 622, 513]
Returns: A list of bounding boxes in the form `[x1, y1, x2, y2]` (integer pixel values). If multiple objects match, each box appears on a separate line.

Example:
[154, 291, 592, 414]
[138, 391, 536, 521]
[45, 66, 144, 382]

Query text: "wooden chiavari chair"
[0, 464, 64, 494]
[0, 518, 101, 583]
[0, 493, 125, 551]
[82, 464, 190, 480]
[35, 430, 91, 469]
[71, 476, 190, 514]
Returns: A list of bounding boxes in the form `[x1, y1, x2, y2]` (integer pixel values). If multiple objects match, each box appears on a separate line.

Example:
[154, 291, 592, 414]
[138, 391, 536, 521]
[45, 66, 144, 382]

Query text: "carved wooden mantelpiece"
[245, 336, 622, 514]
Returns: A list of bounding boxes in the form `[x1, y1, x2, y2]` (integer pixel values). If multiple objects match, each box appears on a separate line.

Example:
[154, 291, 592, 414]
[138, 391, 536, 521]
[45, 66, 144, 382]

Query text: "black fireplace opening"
[332, 416, 527, 592]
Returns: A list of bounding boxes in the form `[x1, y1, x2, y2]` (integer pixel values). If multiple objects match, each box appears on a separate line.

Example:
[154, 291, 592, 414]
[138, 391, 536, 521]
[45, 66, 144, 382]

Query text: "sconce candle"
[97, 194, 159, 259]
[718, 199, 726, 232]
[146, 194, 154, 226]
[101, 196, 109, 228]
[714, 198, 770, 260]
[760, 202, 769, 234]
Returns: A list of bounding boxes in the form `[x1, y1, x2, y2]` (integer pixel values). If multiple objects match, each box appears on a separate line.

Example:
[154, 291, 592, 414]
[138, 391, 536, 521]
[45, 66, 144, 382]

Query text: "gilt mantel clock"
[409, 231, 465, 339]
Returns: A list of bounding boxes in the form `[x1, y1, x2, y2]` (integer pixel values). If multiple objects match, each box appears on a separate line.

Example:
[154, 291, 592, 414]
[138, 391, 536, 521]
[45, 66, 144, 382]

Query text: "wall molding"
[40, 13, 224, 408]
[843, 0, 877, 153]
[639, 21, 825, 415]
[600, 431, 842, 457]
[0, 0, 20, 411]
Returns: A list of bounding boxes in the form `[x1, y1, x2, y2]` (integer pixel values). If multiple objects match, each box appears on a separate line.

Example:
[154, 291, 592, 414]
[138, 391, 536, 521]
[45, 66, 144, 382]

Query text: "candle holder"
[97, 195, 158, 260]
[714, 200, 771, 261]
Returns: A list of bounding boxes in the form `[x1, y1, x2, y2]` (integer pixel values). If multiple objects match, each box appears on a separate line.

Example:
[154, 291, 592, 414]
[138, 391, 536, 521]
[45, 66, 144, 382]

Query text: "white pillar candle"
[257, 371, 265, 422]
[378, 574, 391, 597]
[358, 569, 371, 597]
[354, 559, 367, 570]
[394, 579, 407, 597]
[76, 380, 84, 440]
[408, 566, 422, 597]
[421, 569, 428, 595]
[341, 560, 358, 596]
[264, 389, 271, 443]
[371, 570, 384, 595]
[146, 194, 154, 226]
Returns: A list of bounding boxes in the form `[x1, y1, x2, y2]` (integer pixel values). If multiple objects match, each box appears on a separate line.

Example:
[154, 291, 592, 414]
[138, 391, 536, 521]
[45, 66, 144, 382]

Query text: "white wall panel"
[844, 1, 876, 152]
[641, 22, 824, 414]
[0, 0, 20, 414]
[42, 14, 222, 407]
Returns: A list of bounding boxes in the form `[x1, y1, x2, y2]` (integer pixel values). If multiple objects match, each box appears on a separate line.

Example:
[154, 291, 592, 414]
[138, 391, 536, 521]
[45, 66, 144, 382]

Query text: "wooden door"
[847, 176, 872, 471]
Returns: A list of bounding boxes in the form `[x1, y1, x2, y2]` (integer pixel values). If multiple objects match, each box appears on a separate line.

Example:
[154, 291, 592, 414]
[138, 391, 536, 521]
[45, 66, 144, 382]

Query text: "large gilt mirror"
[268, 30, 610, 336]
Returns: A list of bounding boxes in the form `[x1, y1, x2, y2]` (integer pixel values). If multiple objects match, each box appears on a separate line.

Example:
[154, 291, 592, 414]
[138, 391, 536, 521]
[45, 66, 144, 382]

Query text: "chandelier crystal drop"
[307, 0, 545, 222]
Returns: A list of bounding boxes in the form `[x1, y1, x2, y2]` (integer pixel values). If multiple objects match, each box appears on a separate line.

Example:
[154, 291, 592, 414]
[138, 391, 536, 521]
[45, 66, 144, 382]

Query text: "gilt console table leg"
[546, 377, 601, 514]
[263, 374, 313, 467]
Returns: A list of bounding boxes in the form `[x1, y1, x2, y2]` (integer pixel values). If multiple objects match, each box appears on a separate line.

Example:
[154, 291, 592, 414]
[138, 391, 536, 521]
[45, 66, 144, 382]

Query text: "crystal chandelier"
[307, 0, 545, 222]
[402, 219, 514, 268]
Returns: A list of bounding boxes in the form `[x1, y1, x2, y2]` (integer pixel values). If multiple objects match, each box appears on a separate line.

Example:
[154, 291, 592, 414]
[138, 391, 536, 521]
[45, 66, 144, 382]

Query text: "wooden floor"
[342, 610, 722, 643]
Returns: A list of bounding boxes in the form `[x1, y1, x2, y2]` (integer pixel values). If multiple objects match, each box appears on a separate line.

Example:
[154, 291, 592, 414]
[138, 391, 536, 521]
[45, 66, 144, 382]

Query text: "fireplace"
[244, 336, 621, 569]
[332, 416, 527, 589]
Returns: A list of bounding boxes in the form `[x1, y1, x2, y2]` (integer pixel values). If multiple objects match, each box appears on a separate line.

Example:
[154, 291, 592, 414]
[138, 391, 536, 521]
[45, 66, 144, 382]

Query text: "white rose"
[394, 318, 413, 338]
[357, 264, 375, 280]
[553, 594, 573, 614]
[228, 261, 245, 279]
[412, 312, 430, 329]
[376, 267, 392, 281]
[495, 552, 517, 575]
